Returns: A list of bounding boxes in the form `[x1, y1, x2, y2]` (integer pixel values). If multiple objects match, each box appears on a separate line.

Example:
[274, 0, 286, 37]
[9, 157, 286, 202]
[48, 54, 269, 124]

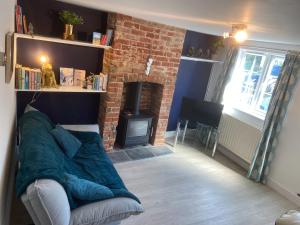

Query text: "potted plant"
[59, 10, 84, 40]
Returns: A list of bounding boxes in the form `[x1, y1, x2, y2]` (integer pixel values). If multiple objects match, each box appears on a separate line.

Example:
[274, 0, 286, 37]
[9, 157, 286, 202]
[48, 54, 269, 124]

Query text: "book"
[60, 67, 74, 86]
[15, 64, 22, 89]
[15, 5, 23, 33]
[100, 35, 107, 45]
[92, 32, 101, 45]
[101, 73, 108, 91]
[106, 29, 113, 46]
[74, 69, 86, 87]
[23, 15, 28, 34]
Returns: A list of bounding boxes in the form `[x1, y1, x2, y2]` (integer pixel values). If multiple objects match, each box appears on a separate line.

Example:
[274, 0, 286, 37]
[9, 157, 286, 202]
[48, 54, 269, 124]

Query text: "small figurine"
[28, 23, 34, 36]
[42, 63, 58, 88]
[145, 56, 153, 76]
[195, 48, 203, 57]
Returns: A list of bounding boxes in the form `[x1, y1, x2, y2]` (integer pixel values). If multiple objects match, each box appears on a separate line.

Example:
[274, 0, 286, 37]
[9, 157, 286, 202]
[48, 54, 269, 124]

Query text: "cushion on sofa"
[51, 125, 82, 158]
[64, 173, 114, 201]
[24, 179, 71, 225]
[69, 197, 144, 225]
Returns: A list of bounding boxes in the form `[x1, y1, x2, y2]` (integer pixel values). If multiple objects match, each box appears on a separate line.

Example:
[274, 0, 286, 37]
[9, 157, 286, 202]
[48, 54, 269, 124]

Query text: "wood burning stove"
[116, 82, 153, 148]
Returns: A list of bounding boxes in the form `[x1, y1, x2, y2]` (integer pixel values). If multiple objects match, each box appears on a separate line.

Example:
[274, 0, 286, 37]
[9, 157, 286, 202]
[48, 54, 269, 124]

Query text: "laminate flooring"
[116, 143, 296, 225]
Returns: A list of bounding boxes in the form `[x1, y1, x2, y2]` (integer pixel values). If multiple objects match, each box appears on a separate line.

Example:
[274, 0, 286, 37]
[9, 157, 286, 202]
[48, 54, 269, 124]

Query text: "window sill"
[223, 107, 264, 131]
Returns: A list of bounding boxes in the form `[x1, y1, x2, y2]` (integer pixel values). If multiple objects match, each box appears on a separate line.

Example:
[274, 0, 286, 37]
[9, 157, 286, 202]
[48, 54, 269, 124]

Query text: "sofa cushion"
[23, 179, 71, 225]
[51, 125, 82, 158]
[64, 173, 114, 201]
[69, 197, 144, 225]
[276, 210, 300, 225]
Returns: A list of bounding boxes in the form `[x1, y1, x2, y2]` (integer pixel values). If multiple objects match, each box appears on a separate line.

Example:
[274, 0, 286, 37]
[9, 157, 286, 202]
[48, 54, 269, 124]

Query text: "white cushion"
[69, 197, 144, 225]
[276, 210, 300, 225]
[24, 104, 39, 113]
[22, 179, 71, 225]
[61, 124, 100, 134]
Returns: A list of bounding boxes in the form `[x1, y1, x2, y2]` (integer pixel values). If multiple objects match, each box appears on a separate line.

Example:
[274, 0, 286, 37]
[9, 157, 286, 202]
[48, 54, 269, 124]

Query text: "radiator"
[218, 113, 262, 163]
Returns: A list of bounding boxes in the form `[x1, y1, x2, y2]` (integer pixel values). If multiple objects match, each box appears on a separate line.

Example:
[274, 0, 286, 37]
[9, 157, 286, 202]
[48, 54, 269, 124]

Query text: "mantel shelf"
[14, 33, 112, 50]
[15, 86, 106, 93]
[180, 56, 223, 63]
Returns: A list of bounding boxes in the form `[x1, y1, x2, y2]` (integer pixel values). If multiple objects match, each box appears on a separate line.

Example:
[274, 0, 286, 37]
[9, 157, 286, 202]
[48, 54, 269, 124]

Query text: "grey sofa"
[21, 179, 144, 225]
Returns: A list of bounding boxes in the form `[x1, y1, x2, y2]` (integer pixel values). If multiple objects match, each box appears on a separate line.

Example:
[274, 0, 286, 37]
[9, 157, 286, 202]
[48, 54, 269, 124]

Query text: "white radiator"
[218, 113, 262, 163]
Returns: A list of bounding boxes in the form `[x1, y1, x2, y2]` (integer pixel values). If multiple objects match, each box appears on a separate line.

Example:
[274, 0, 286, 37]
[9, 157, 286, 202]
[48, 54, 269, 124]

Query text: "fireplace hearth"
[116, 82, 153, 148]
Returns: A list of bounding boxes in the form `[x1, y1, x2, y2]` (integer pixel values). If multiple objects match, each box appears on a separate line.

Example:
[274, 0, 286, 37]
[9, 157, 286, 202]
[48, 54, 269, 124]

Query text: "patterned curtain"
[247, 51, 300, 182]
[211, 47, 239, 103]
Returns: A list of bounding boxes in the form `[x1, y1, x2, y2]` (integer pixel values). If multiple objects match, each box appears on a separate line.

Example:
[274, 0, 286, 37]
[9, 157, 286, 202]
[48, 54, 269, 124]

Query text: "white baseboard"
[267, 178, 300, 207]
[165, 131, 176, 138]
[217, 144, 250, 170]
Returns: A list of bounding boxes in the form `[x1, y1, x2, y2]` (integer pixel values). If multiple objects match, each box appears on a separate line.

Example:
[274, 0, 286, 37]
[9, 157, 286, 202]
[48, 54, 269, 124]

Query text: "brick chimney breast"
[99, 13, 186, 150]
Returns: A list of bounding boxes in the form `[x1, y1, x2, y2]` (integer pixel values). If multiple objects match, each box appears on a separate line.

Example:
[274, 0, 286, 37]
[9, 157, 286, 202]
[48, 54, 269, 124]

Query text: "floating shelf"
[14, 33, 112, 50]
[180, 56, 223, 63]
[15, 86, 106, 93]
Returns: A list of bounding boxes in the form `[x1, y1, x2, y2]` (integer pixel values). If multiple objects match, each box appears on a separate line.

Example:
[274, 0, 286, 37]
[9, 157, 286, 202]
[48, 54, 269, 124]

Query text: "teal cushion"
[64, 173, 114, 201]
[51, 125, 82, 158]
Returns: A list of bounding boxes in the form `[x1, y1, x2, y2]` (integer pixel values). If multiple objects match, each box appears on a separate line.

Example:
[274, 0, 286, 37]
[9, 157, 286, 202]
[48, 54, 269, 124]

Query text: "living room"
[1, 0, 300, 225]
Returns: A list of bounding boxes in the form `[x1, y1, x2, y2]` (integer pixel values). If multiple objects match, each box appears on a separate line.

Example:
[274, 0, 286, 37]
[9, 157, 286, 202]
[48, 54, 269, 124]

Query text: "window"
[224, 48, 285, 119]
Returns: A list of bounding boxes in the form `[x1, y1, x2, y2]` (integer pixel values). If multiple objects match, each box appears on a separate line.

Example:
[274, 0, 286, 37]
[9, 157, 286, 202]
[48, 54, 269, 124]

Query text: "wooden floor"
[116, 143, 296, 225]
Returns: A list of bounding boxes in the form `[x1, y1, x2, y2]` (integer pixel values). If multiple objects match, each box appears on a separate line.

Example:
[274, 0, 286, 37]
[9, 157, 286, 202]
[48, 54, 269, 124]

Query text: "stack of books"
[15, 4, 28, 34]
[15, 65, 42, 90]
[92, 73, 108, 91]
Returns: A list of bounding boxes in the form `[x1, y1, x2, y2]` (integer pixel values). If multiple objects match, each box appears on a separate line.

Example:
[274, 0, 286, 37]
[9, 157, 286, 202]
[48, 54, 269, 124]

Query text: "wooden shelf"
[14, 33, 112, 50]
[15, 86, 106, 93]
[180, 56, 223, 63]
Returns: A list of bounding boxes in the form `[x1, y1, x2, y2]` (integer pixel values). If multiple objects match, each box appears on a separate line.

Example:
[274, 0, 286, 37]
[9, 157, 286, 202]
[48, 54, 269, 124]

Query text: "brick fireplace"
[99, 13, 186, 150]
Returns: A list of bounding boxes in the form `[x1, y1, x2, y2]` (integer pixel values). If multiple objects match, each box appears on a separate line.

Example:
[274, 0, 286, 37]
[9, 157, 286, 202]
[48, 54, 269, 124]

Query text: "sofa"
[17, 107, 144, 225]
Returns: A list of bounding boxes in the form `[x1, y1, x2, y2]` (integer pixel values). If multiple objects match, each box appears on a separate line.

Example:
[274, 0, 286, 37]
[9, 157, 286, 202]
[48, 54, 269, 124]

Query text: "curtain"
[196, 46, 238, 147]
[211, 47, 239, 103]
[247, 51, 300, 182]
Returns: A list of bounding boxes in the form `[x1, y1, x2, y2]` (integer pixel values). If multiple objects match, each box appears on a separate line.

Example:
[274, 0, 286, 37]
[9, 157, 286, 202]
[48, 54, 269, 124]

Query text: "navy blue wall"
[167, 31, 216, 131]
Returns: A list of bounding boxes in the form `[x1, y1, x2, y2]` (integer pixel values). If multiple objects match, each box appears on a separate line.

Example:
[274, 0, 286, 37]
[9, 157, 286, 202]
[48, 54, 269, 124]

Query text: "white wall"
[0, 0, 16, 224]
[267, 71, 300, 206]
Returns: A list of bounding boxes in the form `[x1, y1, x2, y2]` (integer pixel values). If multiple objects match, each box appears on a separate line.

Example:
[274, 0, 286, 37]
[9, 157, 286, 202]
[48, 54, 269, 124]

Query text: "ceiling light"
[223, 24, 248, 43]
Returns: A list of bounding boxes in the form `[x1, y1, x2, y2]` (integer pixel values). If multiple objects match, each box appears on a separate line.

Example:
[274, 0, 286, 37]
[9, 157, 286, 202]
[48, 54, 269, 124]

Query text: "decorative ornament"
[145, 56, 153, 76]
[41, 63, 58, 88]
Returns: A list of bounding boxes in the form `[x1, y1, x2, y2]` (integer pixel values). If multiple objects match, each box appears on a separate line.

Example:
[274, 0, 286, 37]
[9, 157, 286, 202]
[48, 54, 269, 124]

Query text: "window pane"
[255, 56, 284, 113]
[238, 53, 266, 108]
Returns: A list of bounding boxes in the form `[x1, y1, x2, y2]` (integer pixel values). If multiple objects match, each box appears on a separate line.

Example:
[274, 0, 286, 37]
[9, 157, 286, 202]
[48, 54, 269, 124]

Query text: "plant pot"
[63, 24, 74, 40]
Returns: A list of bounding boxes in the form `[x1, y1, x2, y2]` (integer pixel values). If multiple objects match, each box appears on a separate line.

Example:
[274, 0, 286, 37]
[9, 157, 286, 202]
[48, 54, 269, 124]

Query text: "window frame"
[224, 48, 285, 122]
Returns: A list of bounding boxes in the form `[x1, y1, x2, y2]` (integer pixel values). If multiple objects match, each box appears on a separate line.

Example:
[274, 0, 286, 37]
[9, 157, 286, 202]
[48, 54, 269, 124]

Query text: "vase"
[63, 24, 74, 40]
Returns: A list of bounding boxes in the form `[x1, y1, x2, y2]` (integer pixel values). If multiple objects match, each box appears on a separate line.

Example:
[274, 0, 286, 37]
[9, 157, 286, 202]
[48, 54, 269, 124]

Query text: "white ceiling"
[61, 0, 300, 45]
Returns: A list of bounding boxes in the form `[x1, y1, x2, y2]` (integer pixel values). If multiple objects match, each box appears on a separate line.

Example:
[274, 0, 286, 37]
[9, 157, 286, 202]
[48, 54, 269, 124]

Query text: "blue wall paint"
[167, 31, 215, 131]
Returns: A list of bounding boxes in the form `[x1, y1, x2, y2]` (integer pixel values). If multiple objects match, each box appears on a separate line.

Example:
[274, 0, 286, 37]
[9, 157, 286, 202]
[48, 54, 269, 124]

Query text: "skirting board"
[217, 144, 250, 171]
[267, 178, 300, 207]
[165, 131, 176, 138]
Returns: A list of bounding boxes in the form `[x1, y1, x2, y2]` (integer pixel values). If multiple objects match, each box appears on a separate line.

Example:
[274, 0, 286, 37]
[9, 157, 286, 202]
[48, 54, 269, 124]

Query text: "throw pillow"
[51, 125, 82, 158]
[64, 173, 114, 201]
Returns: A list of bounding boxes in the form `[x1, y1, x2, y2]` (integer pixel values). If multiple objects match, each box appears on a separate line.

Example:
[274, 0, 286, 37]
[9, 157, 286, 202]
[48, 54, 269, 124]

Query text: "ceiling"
[60, 0, 300, 45]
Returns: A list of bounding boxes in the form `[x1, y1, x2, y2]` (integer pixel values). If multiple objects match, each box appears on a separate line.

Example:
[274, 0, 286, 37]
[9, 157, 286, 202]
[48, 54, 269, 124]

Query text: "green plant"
[59, 10, 84, 25]
[211, 38, 224, 54]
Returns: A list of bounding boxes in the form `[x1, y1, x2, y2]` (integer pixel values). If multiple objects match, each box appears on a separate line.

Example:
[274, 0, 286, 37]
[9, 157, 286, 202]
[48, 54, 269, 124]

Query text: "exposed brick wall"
[99, 13, 186, 150]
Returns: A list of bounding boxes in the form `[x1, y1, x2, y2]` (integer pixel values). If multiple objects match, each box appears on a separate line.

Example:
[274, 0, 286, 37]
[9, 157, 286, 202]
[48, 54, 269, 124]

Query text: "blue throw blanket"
[16, 111, 140, 209]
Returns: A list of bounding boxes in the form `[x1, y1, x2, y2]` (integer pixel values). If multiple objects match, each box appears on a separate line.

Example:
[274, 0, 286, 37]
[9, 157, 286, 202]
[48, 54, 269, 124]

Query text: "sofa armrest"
[21, 179, 71, 225]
